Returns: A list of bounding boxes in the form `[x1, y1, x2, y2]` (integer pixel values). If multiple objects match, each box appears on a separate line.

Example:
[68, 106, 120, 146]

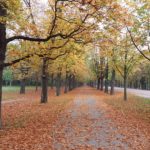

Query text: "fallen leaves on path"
[0, 87, 149, 150]
[51, 87, 150, 150]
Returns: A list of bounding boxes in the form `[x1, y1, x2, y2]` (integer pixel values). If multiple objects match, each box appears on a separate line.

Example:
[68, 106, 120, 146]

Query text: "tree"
[113, 32, 141, 100]
[3, 68, 13, 86]
[0, 0, 100, 127]
[126, 0, 150, 61]
[0, 0, 137, 128]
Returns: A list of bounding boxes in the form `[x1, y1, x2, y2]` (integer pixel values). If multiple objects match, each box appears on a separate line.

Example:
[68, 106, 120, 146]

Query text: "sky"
[41, 0, 48, 5]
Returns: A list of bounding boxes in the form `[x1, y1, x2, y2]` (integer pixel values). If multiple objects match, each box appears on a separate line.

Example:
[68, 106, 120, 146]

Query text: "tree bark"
[41, 58, 48, 103]
[110, 69, 115, 95]
[68, 74, 72, 91]
[100, 76, 104, 91]
[124, 75, 127, 101]
[64, 72, 68, 93]
[123, 41, 128, 101]
[35, 76, 38, 91]
[104, 63, 109, 93]
[20, 79, 26, 94]
[51, 73, 54, 89]
[56, 72, 61, 96]
[100, 58, 104, 91]
[0, 69, 3, 128]
[9, 80, 12, 86]
[0, 4, 7, 128]
[124, 64, 127, 101]
[72, 75, 76, 89]
[97, 77, 100, 90]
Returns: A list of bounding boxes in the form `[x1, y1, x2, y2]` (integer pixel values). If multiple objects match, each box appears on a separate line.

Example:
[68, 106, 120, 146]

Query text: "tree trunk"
[51, 73, 54, 89]
[0, 69, 3, 128]
[68, 74, 72, 91]
[100, 76, 104, 91]
[0, 4, 7, 128]
[20, 79, 26, 94]
[56, 72, 61, 96]
[104, 63, 109, 93]
[64, 72, 68, 93]
[72, 75, 76, 89]
[124, 42, 128, 101]
[35, 76, 38, 91]
[110, 69, 115, 95]
[97, 77, 100, 90]
[9, 80, 12, 86]
[124, 75, 127, 101]
[124, 65, 127, 101]
[41, 58, 48, 103]
[100, 58, 104, 91]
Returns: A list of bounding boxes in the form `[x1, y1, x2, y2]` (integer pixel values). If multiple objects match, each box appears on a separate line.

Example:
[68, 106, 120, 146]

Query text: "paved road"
[115, 87, 150, 99]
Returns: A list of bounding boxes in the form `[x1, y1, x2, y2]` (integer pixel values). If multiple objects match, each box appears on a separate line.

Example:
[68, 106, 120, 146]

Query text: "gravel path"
[51, 95, 130, 150]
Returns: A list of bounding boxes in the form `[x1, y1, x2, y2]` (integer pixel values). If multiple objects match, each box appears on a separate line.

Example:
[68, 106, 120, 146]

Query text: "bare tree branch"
[6, 5, 96, 44]
[3, 54, 32, 68]
[3, 39, 69, 68]
[44, 50, 69, 60]
[48, 0, 58, 35]
[127, 27, 150, 61]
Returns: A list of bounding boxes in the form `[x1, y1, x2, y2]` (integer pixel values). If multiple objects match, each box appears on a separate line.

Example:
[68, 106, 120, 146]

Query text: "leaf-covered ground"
[0, 87, 149, 150]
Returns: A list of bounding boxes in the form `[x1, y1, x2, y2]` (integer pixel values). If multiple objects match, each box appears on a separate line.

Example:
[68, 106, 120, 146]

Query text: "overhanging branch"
[127, 27, 150, 61]
[6, 8, 96, 44]
[3, 39, 70, 68]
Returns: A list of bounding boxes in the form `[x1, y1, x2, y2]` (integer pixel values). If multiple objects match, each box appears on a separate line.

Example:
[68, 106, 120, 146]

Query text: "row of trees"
[88, 57, 150, 97]
[0, 0, 149, 129]
[87, 0, 150, 100]
[0, 0, 97, 128]
[0, 0, 118, 128]
[115, 61, 150, 90]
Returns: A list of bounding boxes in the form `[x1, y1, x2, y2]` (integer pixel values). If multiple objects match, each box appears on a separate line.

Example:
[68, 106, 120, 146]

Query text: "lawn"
[2, 86, 35, 101]
[2, 86, 35, 92]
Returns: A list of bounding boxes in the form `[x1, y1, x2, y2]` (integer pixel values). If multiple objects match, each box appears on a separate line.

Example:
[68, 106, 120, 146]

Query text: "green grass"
[2, 86, 20, 92]
[2, 86, 35, 101]
[2, 86, 34, 92]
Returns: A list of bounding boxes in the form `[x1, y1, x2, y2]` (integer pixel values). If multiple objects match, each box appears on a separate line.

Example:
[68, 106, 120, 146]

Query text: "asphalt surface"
[115, 87, 150, 99]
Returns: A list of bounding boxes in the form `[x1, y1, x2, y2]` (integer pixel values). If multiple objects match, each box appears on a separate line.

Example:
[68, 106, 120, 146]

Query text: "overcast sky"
[41, 0, 48, 5]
